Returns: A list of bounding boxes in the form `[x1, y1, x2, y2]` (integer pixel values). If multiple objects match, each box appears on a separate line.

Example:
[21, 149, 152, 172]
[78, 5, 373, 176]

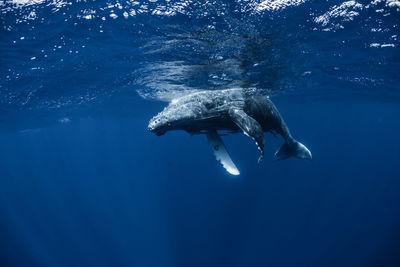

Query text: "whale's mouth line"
[150, 126, 168, 136]
[149, 119, 187, 136]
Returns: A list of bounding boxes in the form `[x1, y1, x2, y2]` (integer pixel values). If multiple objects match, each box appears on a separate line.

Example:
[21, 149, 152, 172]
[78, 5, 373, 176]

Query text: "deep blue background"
[1, 0, 400, 266]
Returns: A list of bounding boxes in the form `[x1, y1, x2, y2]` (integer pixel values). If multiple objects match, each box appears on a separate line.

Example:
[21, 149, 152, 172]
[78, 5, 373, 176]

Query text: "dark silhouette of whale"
[148, 88, 311, 175]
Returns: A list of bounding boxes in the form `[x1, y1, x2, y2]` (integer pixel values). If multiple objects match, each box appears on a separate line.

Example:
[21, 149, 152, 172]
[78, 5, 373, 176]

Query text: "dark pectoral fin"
[229, 108, 264, 162]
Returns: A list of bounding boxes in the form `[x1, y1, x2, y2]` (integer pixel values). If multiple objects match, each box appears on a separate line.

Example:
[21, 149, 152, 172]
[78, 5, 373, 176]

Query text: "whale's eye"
[214, 145, 219, 151]
[204, 102, 213, 110]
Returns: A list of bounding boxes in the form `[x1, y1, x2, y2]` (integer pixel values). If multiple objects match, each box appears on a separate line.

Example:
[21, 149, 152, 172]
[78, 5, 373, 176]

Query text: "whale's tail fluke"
[274, 140, 312, 161]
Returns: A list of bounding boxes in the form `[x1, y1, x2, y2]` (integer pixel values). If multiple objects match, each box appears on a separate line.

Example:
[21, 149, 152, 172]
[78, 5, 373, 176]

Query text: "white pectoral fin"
[206, 131, 240, 176]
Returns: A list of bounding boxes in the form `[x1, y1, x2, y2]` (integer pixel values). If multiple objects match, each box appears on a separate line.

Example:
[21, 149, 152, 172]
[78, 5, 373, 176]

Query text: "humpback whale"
[148, 88, 311, 175]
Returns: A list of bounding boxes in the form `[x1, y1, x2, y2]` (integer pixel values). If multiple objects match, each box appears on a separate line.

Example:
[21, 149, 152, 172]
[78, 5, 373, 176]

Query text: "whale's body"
[149, 89, 311, 175]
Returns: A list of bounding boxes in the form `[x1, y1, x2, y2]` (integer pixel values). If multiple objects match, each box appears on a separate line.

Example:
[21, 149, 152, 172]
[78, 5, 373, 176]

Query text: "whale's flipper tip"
[206, 130, 240, 176]
[227, 168, 240, 176]
[274, 140, 312, 161]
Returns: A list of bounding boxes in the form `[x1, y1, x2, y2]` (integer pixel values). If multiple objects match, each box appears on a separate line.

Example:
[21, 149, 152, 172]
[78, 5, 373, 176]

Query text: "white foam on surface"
[314, 1, 363, 27]
[7, 0, 44, 6]
[254, 0, 308, 11]
[372, 0, 400, 8]
[381, 43, 396, 47]
[370, 42, 396, 48]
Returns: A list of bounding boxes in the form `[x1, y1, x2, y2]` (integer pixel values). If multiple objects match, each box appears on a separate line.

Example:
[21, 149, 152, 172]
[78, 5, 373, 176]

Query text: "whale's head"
[148, 114, 170, 136]
[148, 100, 196, 136]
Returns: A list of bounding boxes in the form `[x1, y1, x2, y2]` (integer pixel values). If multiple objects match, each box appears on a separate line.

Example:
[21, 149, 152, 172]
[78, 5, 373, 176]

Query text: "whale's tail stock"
[274, 139, 312, 161]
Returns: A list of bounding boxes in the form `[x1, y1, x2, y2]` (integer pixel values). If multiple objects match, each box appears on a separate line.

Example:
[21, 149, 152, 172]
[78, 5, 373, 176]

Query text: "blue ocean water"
[1, 0, 400, 266]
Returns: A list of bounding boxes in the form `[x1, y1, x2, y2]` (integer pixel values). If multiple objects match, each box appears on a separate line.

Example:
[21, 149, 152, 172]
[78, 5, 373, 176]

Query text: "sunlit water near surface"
[1, 0, 400, 266]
